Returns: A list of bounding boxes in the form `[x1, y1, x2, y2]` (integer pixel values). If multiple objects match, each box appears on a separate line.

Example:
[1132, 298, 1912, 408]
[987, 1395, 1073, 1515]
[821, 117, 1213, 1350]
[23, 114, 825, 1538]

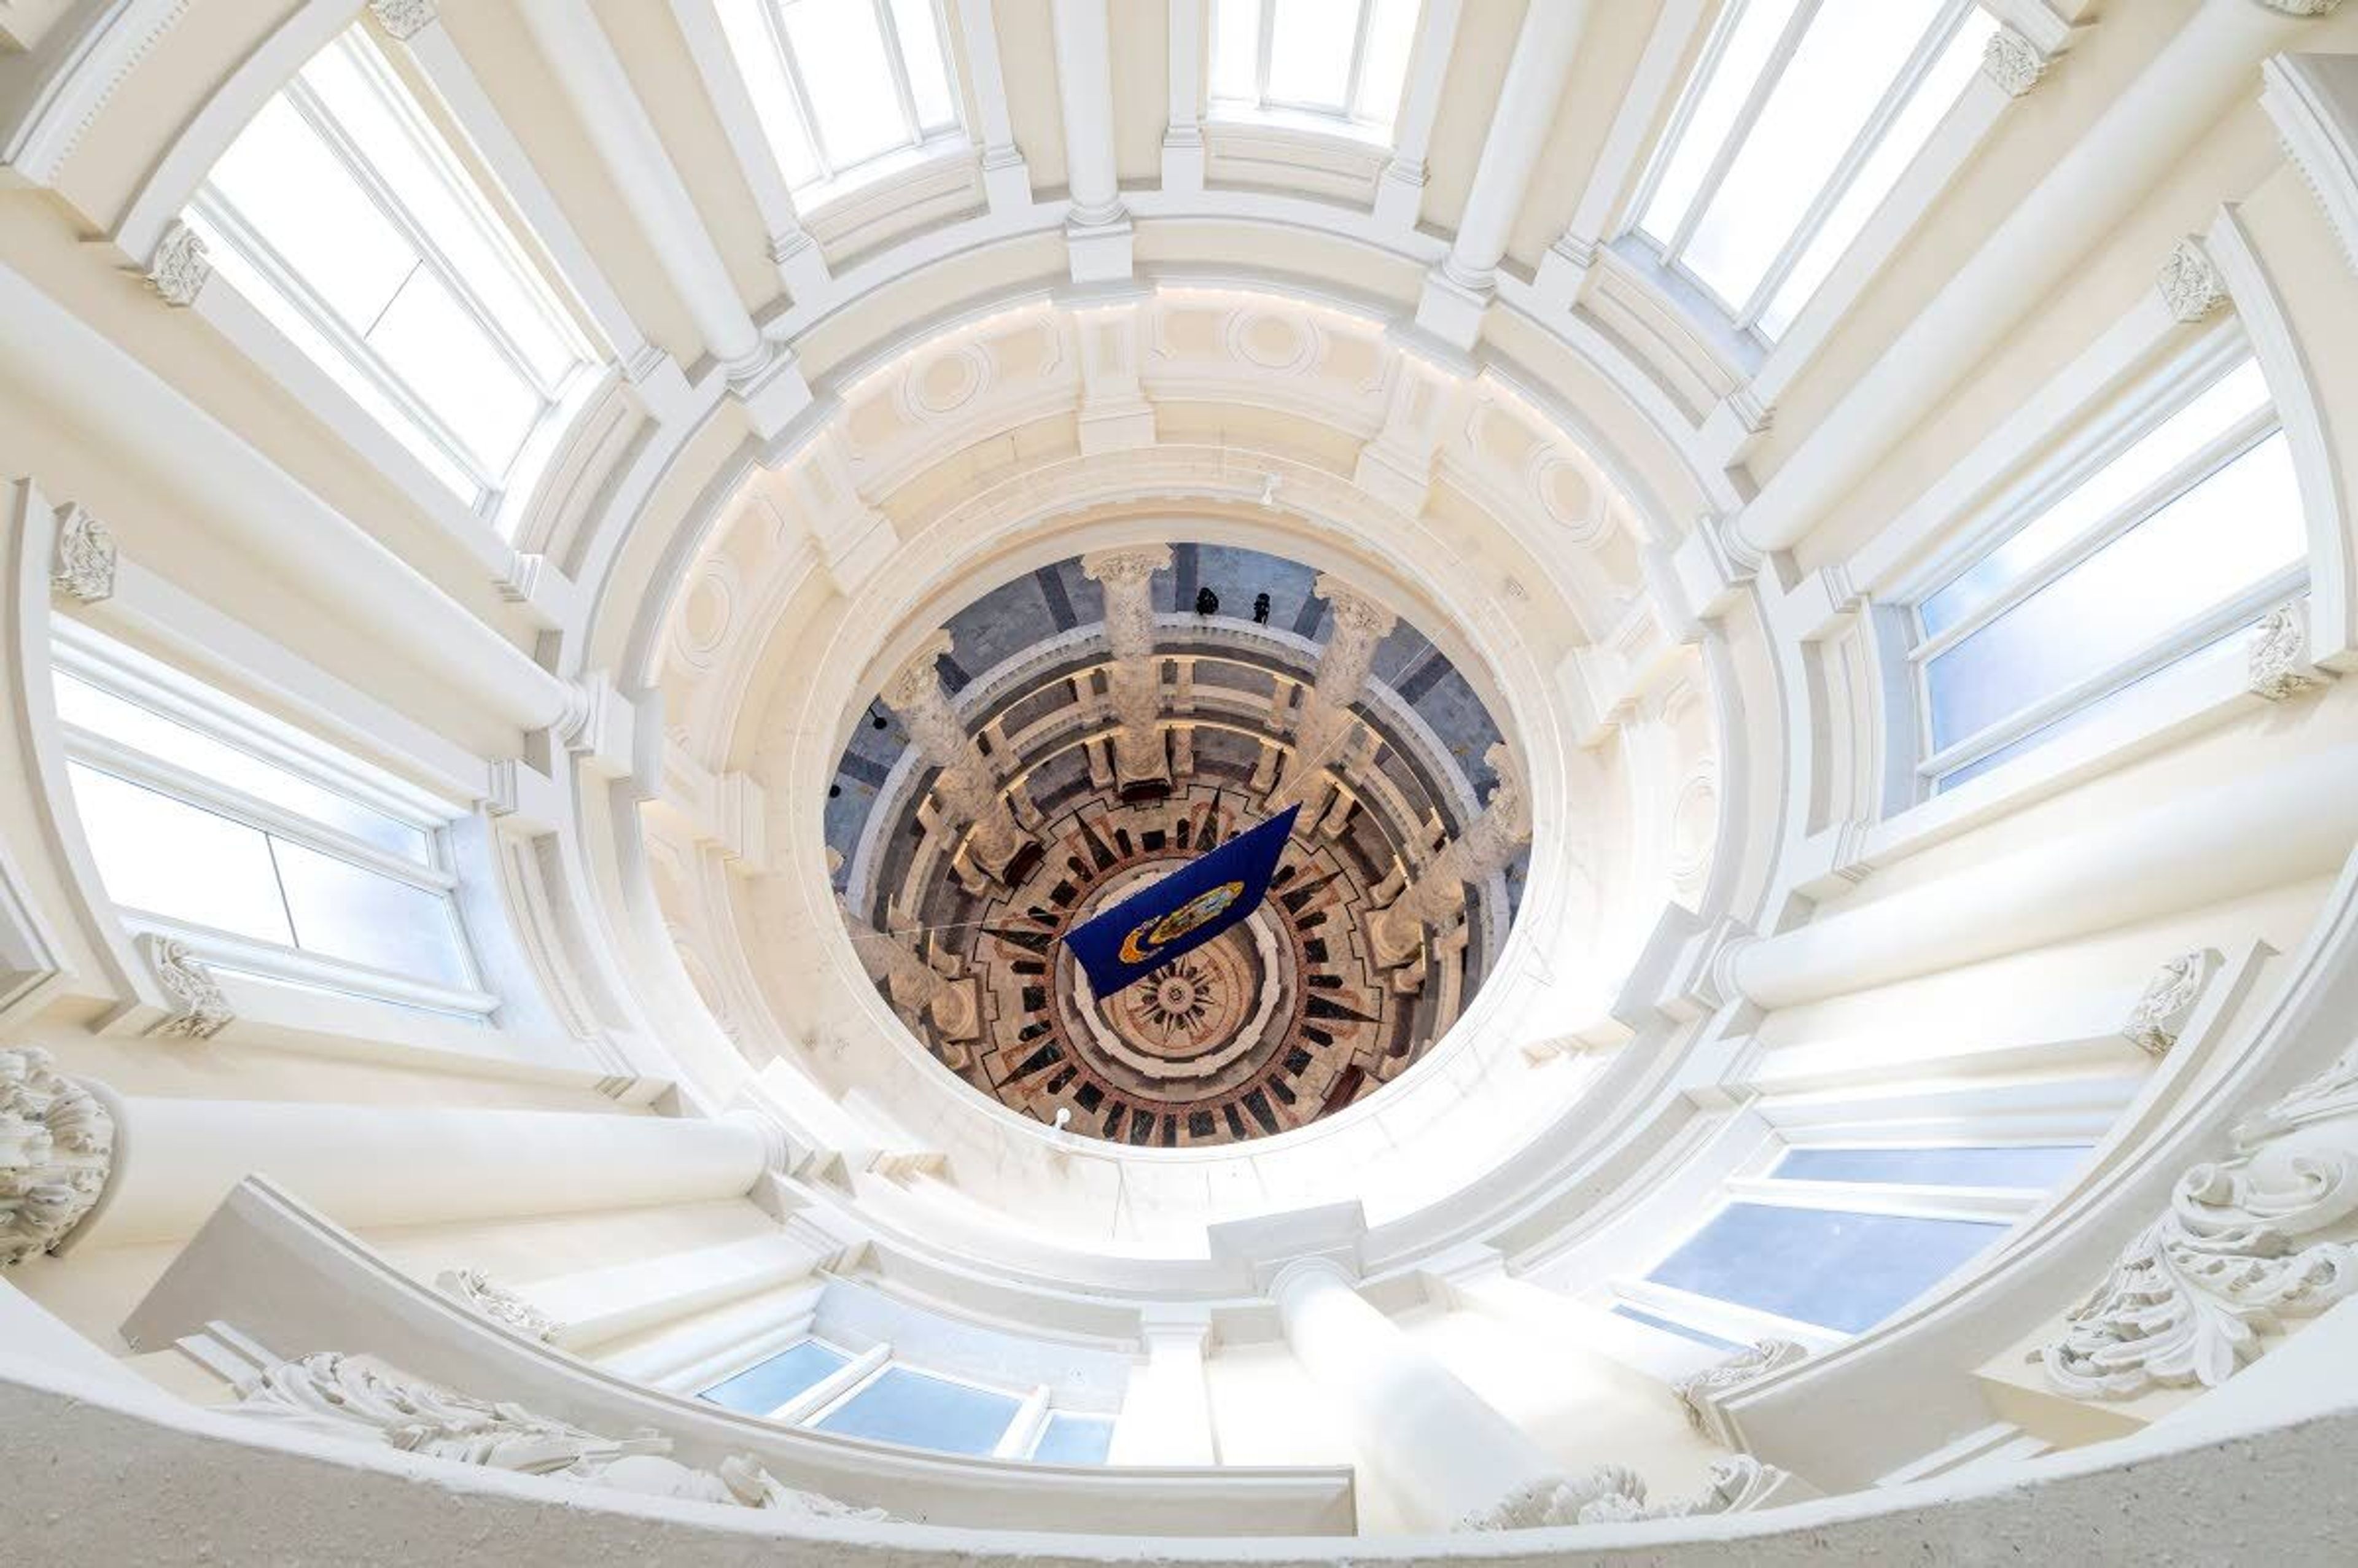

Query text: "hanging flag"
[1064, 807, 1299, 997]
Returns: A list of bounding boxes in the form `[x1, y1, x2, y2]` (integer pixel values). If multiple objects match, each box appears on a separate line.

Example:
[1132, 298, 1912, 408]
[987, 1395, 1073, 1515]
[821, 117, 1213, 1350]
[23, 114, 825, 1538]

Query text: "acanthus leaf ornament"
[142, 937, 233, 1039]
[2249, 603, 2322, 702]
[2122, 950, 2220, 1057]
[2037, 1039, 2358, 1399]
[1, 1047, 116, 1269]
[143, 220, 211, 308]
[48, 505, 117, 604]
[367, 0, 438, 39]
[1981, 28, 2047, 98]
[1673, 1338, 1808, 1440]
[1458, 1456, 1789, 1531]
[2158, 239, 2229, 324]
[436, 1268, 559, 1341]
[231, 1352, 890, 1518]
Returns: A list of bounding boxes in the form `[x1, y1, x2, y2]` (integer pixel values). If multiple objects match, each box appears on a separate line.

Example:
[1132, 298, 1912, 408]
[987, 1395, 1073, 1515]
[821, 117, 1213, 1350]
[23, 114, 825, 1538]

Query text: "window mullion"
[1663, 0, 1826, 266]
[1257, 0, 1277, 109]
[871, 0, 925, 146]
[1343, 0, 1376, 120]
[1737, 0, 1969, 328]
[190, 192, 501, 495]
[1918, 567, 2305, 780]
[1910, 412, 2283, 666]
[282, 77, 558, 406]
[763, 1, 836, 184]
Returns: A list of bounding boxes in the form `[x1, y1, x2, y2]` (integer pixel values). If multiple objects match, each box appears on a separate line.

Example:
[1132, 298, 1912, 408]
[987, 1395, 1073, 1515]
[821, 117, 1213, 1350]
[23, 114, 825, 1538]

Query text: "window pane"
[1030, 1412, 1114, 1465]
[813, 1365, 1021, 1454]
[55, 673, 429, 862]
[67, 764, 295, 946]
[783, 0, 908, 169]
[1933, 627, 2243, 791]
[1268, 0, 1355, 109]
[208, 95, 419, 332]
[1922, 360, 2273, 637]
[1353, 0, 1417, 124]
[1757, 9, 1990, 339]
[1926, 432, 2305, 750]
[1648, 1203, 2006, 1333]
[272, 838, 471, 988]
[1684, 0, 1944, 311]
[1639, 0, 1805, 243]
[700, 1340, 851, 1414]
[1608, 1304, 1746, 1353]
[1212, 0, 1263, 100]
[1772, 1145, 2090, 1189]
[717, 0, 824, 187]
[888, 0, 957, 130]
[368, 268, 540, 474]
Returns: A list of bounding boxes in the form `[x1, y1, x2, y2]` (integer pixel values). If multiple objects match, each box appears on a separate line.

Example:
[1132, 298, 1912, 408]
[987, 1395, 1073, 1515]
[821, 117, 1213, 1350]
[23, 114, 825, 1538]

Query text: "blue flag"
[1063, 806, 1299, 997]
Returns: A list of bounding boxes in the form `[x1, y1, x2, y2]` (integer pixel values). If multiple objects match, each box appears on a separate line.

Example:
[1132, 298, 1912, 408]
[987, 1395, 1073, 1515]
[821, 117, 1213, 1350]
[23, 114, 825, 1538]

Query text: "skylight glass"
[1637, 0, 1985, 338]
[715, 0, 962, 198]
[1210, 0, 1420, 130]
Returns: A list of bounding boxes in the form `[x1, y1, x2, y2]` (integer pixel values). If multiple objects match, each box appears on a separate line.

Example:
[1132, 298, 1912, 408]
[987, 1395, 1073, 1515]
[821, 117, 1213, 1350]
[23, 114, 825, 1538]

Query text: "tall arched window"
[185, 27, 599, 516]
[1631, 0, 1995, 341]
[1913, 347, 2307, 791]
[1210, 0, 1421, 134]
[713, 0, 962, 199]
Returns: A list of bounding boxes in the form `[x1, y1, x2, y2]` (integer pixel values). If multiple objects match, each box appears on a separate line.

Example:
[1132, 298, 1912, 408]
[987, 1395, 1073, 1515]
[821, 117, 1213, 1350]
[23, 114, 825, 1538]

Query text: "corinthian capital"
[879, 629, 957, 715]
[1313, 573, 1398, 642]
[1080, 544, 1172, 594]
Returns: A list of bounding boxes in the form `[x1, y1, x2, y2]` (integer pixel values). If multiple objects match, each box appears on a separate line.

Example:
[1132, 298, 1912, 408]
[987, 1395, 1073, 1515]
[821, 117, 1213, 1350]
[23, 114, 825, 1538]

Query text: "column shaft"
[1049, 0, 1123, 223]
[1110, 1317, 1218, 1465]
[80, 1098, 769, 1247]
[1373, 745, 1530, 965]
[1274, 1260, 1560, 1529]
[1440, 0, 1592, 287]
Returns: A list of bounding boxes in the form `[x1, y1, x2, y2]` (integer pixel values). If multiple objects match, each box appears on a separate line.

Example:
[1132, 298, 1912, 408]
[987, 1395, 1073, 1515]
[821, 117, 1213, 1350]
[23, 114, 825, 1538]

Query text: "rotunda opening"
[825, 543, 1530, 1146]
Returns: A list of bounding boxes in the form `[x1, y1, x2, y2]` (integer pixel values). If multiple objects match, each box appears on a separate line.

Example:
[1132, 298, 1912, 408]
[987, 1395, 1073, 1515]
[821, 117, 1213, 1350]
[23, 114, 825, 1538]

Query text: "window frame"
[50, 624, 494, 1023]
[185, 27, 600, 516]
[1208, 0, 1407, 137]
[1624, 0, 1987, 343]
[1905, 336, 2308, 791]
[734, 0, 967, 201]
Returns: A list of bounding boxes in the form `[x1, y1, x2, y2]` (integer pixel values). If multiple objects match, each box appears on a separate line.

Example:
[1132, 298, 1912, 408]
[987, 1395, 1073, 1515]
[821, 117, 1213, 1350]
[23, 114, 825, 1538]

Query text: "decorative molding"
[1, 1046, 115, 1269]
[47, 504, 115, 604]
[142, 219, 210, 308]
[2157, 239, 2229, 324]
[2249, 1, 2346, 16]
[2122, 949, 2222, 1057]
[141, 936, 233, 1039]
[229, 1351, 889, 1518]
[366, 0, 437, 40]
[1981, 28, 2048, 98]
[2036, 1038, 2358, 1399]
[1673, 1338, 1808, 1441]
[2261, 54, 2358, 280]
[435, 1268, 558, 1341]
[1461, 1455, 1788, 1530]
[2249, 602, 2323, 701]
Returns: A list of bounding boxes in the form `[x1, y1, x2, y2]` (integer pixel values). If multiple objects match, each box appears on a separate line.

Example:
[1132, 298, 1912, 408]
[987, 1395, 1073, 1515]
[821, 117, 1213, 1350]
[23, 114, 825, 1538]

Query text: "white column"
[1413, 0, 1594, 349]
[1269, 575, 1396, 819]
[1730, 741, 2358, 1011]
[516, 0, 809, 436]
[78, 1098, 771, 1247]
[1372, 743, 1531, 968]
[1109, 1309, 1219, 1465]
[665, 0, 829, 300]
[1372, 0, 1466, 228]
[1735, 0, 2323, 555]
[956, 0, 1035, 213]
[1271, 1257, 1565, 1531]
[1163, 0, 1207, 193]
[1049, 0, 1132, 281]
[1081, 545, 1172, 786]
[839, 890, 981, 1046]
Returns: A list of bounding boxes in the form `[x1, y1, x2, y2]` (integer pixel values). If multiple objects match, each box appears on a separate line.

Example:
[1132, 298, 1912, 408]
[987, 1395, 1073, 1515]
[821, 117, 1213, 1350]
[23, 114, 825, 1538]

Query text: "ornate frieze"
[1982, 28, 2048, 98]
[232, 1351, 888, 1517]
[2158, 239, 2229, 324]
[142, 936, 233, 1039]
[2122, 950, 2220, 1057]
[2037, 1039, 2358, 1399]
[1, 1047, 115, 1270]
[435, 1268, 558, 1341]
[2249, 603, 2322, 702]
[1673, 1338, 1808, 1440]
[48, 505, 117, 604]
[144, 220, 211, 308]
